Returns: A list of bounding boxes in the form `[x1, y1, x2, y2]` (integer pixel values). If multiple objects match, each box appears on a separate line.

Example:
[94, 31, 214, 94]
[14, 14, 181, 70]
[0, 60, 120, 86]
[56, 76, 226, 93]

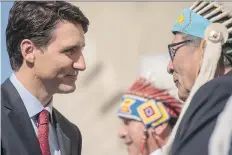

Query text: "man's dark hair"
[6, 1, 90, 71]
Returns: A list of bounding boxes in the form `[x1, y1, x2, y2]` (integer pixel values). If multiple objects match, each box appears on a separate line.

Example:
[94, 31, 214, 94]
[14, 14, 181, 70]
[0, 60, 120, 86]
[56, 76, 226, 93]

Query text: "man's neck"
[15, 70, 52, 107]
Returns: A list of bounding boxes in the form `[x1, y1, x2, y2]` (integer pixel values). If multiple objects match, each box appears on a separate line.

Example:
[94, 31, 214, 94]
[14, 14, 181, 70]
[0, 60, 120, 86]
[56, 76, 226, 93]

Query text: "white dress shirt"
[10, 73, 61, 155]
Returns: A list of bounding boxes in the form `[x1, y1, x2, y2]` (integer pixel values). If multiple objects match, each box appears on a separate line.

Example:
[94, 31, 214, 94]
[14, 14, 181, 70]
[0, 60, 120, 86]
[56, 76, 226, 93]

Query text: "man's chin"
[178, 89, 188, 102]
[57, 84, 76, 94]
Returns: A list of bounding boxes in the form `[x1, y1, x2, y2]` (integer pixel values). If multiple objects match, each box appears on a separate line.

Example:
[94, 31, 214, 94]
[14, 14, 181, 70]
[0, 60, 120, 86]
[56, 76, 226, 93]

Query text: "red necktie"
[38, 110, 51, 155]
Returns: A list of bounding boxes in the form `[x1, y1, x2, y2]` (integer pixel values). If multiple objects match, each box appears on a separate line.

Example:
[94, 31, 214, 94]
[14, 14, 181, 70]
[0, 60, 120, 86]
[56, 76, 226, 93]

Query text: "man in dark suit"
[1, 1, 89, 155]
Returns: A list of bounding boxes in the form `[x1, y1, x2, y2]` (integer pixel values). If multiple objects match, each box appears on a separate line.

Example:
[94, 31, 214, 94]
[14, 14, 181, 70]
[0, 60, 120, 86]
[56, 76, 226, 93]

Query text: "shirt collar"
[10, 73, 53, 118]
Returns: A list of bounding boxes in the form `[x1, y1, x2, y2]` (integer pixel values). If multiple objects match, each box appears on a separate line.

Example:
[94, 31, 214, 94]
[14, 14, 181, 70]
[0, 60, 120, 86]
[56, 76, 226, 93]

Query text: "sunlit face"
[167, 34, 201, 101]
[118, 118, 147, 155]
[33, 21, 86, 94]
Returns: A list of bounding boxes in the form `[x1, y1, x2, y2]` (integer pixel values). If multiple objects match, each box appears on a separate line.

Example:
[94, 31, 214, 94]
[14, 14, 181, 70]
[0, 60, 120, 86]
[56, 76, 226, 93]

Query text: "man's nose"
[167, 59, 174, 74]
[73, 54, 86, 71]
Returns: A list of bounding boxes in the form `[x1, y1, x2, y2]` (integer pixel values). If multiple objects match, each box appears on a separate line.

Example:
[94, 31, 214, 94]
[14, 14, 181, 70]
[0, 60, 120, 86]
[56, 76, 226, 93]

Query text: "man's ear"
[20, 39, 37, 63]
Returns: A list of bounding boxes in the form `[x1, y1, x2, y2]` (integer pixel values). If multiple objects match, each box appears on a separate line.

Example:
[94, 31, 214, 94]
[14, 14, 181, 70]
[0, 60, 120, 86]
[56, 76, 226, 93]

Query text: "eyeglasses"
[168, 40, 192, 61]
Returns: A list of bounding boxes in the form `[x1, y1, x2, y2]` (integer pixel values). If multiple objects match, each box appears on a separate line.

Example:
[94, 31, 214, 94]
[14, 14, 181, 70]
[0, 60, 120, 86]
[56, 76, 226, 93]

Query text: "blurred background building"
[1, 2, 232, 155]
[54, 2, 193, 155]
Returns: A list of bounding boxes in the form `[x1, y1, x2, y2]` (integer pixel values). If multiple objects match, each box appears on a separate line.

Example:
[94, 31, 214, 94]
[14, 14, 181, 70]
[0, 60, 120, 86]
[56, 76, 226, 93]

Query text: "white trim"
[117, 113, 141, 121]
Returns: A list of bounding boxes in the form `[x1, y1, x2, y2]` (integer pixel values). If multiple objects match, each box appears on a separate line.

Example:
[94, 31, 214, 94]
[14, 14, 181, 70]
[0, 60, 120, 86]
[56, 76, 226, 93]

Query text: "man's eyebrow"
[62, 43, 85, 51]
[172, 44, 185, 52]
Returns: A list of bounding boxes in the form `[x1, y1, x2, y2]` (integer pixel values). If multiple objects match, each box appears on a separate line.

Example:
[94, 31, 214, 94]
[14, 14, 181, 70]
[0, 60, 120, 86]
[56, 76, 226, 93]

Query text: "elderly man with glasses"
[163, 1, 232, 155]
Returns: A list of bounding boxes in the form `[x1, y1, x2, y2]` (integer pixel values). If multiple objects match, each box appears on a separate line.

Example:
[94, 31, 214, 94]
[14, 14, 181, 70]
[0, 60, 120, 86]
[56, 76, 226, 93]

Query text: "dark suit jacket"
[1, 79, 82, 155]
[170, 70, 232, 155]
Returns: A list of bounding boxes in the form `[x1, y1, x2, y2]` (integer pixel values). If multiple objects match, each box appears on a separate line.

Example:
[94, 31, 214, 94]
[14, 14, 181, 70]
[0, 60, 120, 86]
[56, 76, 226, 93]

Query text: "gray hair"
[178, 32, 232, 68]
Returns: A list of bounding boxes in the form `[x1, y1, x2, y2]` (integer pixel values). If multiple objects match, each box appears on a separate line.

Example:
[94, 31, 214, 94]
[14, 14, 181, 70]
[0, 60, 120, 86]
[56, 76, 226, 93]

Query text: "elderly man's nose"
[167, 60, 174, 74]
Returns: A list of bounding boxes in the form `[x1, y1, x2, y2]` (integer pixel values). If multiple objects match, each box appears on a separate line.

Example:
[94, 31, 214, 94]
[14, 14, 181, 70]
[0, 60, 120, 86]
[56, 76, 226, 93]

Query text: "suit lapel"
[8, 109, 41, 155]
[53, 109, 71, 155]
[2, 79, 41, 155]
[56, 124, 71, 155]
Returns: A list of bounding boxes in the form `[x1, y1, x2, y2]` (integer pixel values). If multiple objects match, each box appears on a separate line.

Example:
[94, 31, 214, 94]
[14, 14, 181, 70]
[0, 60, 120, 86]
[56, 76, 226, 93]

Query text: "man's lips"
[66, 75, 77, 80]
[67, 70, 79, 77]
[66, 71, 79, 78]
[67, 74, 77, 77]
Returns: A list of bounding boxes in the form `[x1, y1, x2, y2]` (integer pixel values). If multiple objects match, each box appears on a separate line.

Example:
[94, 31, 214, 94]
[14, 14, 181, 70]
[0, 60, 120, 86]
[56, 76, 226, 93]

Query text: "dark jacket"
[170, 70, 232, 155]
[1, 79, 82, 155]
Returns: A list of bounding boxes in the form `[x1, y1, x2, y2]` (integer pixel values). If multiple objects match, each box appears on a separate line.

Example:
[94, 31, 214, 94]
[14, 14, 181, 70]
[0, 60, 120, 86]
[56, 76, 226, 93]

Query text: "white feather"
[197, 2, 215, 15]
[138, 52, 179, 101]
[194, 2, 209, 13]
[190, 1, 201, 10]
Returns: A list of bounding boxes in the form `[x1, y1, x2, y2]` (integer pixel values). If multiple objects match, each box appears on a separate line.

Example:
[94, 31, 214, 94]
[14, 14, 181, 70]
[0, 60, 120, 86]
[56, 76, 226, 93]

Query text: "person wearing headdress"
[165, 1, 232, 155]
[117, 53, 182, 155]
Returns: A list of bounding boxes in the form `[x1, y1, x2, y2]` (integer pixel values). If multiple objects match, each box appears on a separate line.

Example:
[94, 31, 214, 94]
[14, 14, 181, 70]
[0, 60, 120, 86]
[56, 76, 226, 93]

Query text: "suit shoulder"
[1, 79, 18, 109]
[1, 79, 11, 97]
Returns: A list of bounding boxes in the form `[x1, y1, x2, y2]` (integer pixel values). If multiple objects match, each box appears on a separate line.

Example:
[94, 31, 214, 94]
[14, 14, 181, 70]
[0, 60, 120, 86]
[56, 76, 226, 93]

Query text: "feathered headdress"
[165, 1, 232, 154]
[117, 53, 181, 128]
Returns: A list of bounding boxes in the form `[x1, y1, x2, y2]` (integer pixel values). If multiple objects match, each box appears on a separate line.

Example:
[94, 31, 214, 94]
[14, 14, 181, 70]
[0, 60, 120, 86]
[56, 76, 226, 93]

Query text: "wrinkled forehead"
[171, 33, 185, 44]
